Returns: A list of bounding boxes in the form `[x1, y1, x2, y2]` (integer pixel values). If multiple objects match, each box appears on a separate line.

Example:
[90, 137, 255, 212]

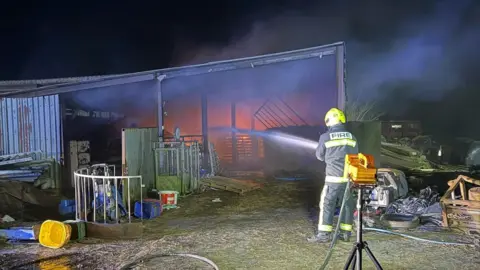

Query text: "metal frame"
[73, 164, 143, 223]
[1, 41, 346, 107]
[0, 74, 158, 98]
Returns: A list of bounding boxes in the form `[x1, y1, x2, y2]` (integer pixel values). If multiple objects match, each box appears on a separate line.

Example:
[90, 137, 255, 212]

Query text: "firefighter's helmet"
[324, 108, 346, 127]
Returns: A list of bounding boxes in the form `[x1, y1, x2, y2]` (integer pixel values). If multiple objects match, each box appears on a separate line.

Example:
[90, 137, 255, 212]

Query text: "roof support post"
[156, 75, 166, 139]
[231, 102, 237, 165]
[336, 43, 346, 111]
[201, 94, 209, 171]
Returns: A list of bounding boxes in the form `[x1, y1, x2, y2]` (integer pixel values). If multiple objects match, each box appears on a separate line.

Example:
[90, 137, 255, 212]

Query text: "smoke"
[351, 0, 477, 102]
[171, 0, 479, 110]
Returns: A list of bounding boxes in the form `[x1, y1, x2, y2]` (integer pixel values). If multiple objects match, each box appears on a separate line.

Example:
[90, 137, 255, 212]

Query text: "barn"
[0, 41, 346, 192]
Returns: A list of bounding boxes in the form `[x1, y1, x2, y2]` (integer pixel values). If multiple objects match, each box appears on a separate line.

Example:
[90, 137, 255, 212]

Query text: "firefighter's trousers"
[318, 182, 355, 233]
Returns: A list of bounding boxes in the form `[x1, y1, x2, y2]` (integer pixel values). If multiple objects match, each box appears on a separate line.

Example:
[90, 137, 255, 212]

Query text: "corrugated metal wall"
[0, 95, 62, 162]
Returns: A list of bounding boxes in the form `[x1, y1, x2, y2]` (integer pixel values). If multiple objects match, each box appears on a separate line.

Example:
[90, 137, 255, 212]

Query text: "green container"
[64, 221, 86, 241]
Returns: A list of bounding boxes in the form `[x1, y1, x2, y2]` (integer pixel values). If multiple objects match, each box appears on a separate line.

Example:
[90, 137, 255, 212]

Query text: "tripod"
[344, 185, 383, 270]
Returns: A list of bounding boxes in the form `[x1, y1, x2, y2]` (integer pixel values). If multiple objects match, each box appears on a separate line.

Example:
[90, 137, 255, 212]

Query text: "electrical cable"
[14, 253, 219, 270]
[274, 176, 309, 181]
[120, 253, 219, 270]
[363, 227, 475, 247]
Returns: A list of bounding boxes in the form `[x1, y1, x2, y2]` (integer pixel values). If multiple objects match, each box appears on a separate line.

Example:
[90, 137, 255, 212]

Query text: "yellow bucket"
[39, 220, 72, 249]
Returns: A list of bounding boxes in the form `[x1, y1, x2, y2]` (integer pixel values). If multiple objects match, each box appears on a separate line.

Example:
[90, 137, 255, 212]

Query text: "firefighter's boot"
[336, 231, 352, 242]
[307, 232, 331, 243]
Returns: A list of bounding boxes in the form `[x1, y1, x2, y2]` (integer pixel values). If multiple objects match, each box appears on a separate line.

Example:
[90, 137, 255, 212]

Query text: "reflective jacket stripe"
[324, 138, 357, 148]
[325, 176, 348, 183]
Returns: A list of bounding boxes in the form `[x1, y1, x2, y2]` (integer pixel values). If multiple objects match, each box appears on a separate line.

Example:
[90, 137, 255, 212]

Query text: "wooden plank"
[201, 180, 256, 194]
[200, 176, 262, 194]
[202, 179, 262, 192]
[209, 176, 263, 188]
[202, 182, 246, 194]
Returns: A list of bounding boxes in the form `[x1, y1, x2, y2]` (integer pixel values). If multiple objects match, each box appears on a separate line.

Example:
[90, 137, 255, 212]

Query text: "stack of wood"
[380, 142, 433, 171]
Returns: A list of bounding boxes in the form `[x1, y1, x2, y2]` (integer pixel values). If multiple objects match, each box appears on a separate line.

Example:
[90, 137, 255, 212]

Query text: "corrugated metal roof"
[0, 75, 117, 86]
[0, 41, 344, 97]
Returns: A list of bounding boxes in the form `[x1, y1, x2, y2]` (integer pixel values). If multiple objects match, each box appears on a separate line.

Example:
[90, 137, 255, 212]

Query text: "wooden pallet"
[224, 170, 264, 179]
[200, 176, 263, 195]
[441, 175, 480, 234]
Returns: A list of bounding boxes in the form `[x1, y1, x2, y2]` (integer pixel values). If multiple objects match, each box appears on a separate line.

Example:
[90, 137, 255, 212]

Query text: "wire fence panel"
[154, 141, 200, 194]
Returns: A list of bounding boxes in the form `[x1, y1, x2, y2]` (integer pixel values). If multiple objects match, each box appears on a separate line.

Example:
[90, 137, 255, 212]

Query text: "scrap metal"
[0, 152, 40, 166]
[0, 152, 56, 187]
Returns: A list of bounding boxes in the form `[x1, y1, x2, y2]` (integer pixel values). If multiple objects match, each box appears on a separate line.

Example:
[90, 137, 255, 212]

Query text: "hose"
[318, 184, 475, 269]
[120, 253, 219, 270]
[13, 253, 219, 270]
[318, 181, 352, 270]
[363, 227, 475, 247]
[274, 176, 309, 181]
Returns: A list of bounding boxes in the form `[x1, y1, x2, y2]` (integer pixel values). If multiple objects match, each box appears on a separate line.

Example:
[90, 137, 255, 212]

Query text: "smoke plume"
[171, 0, 480, 113]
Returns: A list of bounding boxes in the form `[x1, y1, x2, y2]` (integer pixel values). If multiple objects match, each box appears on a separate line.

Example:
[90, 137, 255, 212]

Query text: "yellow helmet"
[324, 108, 346, 126]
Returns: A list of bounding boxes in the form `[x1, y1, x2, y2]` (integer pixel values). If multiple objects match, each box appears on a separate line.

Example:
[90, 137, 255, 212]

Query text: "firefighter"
[307, 108, 358, 243]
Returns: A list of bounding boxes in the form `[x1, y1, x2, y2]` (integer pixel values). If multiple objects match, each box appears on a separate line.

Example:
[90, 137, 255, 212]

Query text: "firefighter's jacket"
[315, 124, 358, 183]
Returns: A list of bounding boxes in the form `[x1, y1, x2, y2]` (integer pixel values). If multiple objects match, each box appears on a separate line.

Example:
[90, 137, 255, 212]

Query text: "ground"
[1, 179, 479, 269]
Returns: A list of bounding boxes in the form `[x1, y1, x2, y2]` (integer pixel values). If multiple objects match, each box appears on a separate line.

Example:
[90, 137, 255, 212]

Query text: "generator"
[368, 168, 408, 208]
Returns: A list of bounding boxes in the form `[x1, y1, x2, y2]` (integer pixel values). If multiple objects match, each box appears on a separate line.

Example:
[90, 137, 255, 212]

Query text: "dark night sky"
[1, 1, 311, 79]
[1, 0, 480, 138]
[1, 0, 458, 79]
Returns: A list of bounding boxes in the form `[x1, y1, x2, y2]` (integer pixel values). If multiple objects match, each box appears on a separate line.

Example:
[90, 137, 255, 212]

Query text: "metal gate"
[153, 141, 200, 194]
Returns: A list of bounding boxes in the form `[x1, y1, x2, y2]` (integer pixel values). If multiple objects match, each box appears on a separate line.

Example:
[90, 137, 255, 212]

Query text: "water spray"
[267, 131, 318, 150]
[210, 127, 319, 150]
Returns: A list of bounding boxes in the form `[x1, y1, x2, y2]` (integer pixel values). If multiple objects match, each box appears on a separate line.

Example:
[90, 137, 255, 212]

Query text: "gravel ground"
[0, 180, 479, 269]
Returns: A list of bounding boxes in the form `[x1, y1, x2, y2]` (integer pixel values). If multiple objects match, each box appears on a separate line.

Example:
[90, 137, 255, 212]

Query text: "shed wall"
[0, 95, 62, 162]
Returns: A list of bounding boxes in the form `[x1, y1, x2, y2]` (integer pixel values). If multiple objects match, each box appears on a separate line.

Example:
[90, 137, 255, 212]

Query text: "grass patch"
[1, 179, 479, 269]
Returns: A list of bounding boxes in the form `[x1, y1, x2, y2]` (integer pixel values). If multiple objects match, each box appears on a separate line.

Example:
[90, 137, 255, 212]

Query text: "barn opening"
[162, 55, 339, 173]
[60, 80, 158, 171]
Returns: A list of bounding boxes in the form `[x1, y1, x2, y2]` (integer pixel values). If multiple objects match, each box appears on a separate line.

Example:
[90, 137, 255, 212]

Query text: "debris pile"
[381, 142, 433, 171]
[384, 187, 443, 227]
[381, 136, 472, 172]
[0, 152, 58, 189]
[0, 181, 59, 221]
[385, 187, 440, 216]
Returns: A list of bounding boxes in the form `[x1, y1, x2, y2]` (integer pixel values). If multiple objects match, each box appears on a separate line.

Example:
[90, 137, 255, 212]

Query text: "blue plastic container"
[59, 200, 76, 217]
[60, 199, 75, 207]
[0, 227, 35, 240]
[134, 200, 162, 219]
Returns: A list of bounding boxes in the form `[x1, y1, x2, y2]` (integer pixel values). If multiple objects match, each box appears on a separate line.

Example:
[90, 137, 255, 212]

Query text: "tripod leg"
[364, 244, 383, 270]
[355, 247, 362, 270]
[355, 189, 363, 270]
[343, 245, 357, 270]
